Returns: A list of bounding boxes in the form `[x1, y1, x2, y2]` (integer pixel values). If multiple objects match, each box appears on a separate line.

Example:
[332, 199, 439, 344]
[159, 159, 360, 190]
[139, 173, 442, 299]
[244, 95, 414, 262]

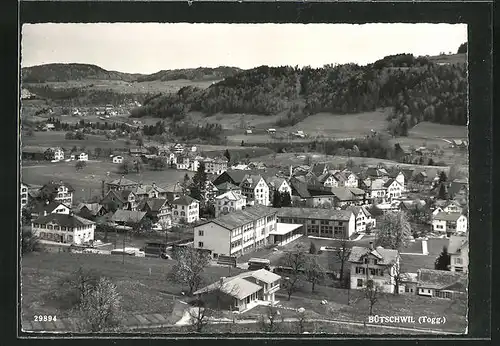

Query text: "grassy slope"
[22, 131, 130, 150]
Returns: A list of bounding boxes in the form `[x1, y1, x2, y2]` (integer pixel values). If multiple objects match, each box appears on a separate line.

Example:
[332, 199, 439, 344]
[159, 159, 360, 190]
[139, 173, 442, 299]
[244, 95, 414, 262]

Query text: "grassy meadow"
[22, 131, 130, 150]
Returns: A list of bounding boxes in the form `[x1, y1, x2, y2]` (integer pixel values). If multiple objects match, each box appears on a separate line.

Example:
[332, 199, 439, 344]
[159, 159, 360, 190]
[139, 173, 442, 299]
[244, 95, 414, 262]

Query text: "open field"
[186, 112, 281, 131]
[21, 252, 245, 321]
[21, 160, 194, 202]
[428, 53, 466, 65]
[24, 78, 219, 95]
[22, 131, 130, 150]
[408, 122, 467, 139]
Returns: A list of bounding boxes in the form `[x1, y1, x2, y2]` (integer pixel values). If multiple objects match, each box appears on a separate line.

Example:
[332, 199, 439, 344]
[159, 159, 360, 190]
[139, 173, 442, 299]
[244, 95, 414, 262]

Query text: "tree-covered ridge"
[131, 53, 467, 130]
[21, 63, 242, 83]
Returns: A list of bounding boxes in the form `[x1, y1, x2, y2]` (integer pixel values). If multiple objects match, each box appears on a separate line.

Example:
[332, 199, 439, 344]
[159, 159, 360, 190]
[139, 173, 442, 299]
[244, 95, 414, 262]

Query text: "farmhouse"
[106, 176, 139, 192]
[388, 170, 406, 191]
[112, 155, 124, 164]
[448, 235, 468, 273]
[101, 189, 138, 211]
[432, 200, 463, 216]
[22, 146, 64, 161]
[110, 210, 147, 227]
[30, 201, 71, 219]
[276, 207, 355, 239]
[133, 182, 168, 200]
[432, 212, 467, 236]
[384, 178, 403, 200]
[169, 195, 199, 224]
[137, 198, 171, 226]
[316, 172, 342, 188]
[74, 203, 108, 220]
[348, 243, 400, 294]
[193, 205, 277, 258]
[31, 211, 95, 245]
[341, 170, 359, 188]
[265, 176, 292, 198]
[215, 190, 247, 217]
[193, 269, 281, 312]
[39, 181, 74, 206]
[204, 157, 229, 175]
[448, 179, 468, 200]
[172, 143, 184, 154]
[240, 175, 270, 206]
[364, 178, 387, 201]
[330, 187, 367, 207]
[175, 155, 190, 170]
[365, 167, 389, 179]
[346, 206, 376, 233]
[415, 268, 467, 299]
[77, 152, 88, 161]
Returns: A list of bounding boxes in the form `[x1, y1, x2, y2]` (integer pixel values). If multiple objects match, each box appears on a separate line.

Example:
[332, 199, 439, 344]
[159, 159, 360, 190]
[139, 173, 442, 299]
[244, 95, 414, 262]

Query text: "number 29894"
[34, 315, 57, 322]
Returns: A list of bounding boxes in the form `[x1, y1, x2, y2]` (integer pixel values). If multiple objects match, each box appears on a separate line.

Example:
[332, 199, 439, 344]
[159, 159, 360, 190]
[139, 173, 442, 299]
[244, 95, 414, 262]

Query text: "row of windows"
[355, 266, 384, 276]
[33, 224, 90, 232]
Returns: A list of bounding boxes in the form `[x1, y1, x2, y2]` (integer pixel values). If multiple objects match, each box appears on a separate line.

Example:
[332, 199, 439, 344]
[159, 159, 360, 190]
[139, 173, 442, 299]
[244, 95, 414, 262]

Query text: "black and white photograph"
[20, 22, 470, 335]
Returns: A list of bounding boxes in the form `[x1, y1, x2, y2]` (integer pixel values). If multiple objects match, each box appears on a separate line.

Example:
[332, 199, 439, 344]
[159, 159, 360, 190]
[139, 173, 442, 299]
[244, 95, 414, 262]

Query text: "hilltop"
[132, 53, 467, 134]
[21, 63, 242, 83]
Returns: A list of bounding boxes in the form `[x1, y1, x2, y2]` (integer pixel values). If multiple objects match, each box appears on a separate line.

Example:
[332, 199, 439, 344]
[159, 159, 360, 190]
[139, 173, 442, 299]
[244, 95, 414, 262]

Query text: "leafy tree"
[118, 160, 132, 175]
[149, 157, 167, 171]
[168, 247, 211, 295]
[271, 190, 282, 208]
[180, 173, 191, 195]
[309, 242, 317, 254]
[75, 277, 123, 332]
[94, 147, 102, 158]
[435, 246, 451, 270]
[375, 211, 412, 250]
[43, 148, 55, 161]
[258, 306, 283, 333]
[188, 304, 213, 333]
[75, 160, 86, 171]
[437, 183, 448, 200]
[133, 160, 143, 174]
[304, 256, 324, 292]
[189, 162, 207, 206]
[280, 191, 292, 207]
[223, 149, 231, 163]
[21, 229, 39, 254]
[457, 42, 467, 54]
[438, 171, 448, 184]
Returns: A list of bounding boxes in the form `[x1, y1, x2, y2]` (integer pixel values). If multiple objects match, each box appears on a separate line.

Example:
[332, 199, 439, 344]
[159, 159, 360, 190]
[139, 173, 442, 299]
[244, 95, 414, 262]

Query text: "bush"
[309, 242, 317, 254]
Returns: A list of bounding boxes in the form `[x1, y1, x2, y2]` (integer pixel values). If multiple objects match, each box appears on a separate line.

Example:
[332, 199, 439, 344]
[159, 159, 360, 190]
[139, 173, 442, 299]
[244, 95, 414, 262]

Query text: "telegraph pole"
[122, 231, 126, 264]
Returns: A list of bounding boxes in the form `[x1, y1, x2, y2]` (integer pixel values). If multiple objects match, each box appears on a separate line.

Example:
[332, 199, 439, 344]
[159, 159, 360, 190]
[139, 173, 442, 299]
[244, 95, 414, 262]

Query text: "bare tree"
[59, 267, 101, 306]
[305, 256, 324, 292]
[281, 244, 308, 300]
[168, 247, 211, 295]
[335, 238, 351, 288]
[364, 279, 382, 316]
[75, 277, 123, 332]
[388, 256, 403, 295]
[375, 211, 412, 251]
[188, 305, 213, 333]
[258, 305, 283, 333]
[295, 307, 308, 334]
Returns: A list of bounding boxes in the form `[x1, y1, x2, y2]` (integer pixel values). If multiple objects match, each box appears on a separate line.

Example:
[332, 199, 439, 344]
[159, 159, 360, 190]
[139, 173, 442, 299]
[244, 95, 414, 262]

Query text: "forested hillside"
[135, 66, 242, 82]
[132, 53, 467, 133]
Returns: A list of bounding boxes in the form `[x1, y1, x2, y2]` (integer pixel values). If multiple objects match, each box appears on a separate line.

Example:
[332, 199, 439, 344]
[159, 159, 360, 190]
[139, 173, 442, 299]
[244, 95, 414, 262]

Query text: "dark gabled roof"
[312, 163, 328, 176]
[75, 203, 105, 216]
[106, 176, 139, 187]
[137, 198, 168, 212]
[433, 212, 464, 222]
[134, 184, 167, 195]
[316, 172, 333, 184]
[34, 201, 69, 214]
[448, 181, 468, 197]
[215, 182, 241, 191]
[383, 178, 399, 188]
[171, 195, 198, 206]
[333, 171, 347, 182]
[40, 181, 75, 193]
[241, 175, 266, 189]
[204, 205, 275, 230]
[276, 207, 353, 221]
[417, 268, 467, 290]
[166, 192, 182, 203]
[347, 205, 372, 218]
[289, 178, 311, 198]
[329, 187, 355, 201]
[348, 246, 399, 266]
[265, 176, 288, 189]
[224, 170, 252, 185]
[33, 213, 94, 227]
[111, 210, 147, 223]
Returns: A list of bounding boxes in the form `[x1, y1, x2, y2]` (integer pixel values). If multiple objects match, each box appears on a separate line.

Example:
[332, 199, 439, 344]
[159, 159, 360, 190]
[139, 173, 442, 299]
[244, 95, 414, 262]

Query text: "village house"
[348, 243, 400, 293]
[172, 143, 184, 154]
[213, 170, 252, 187]
[133, 182, 168, 200]
[365, 167, 389, 180]
[204, 157, 229, 175]
[159, 151, 178, 167]
[110, 210, 147, 228]
[389, 170, 406, 191]
[342, 170, 359, 188]
[276, 207, 355, 239]
[316, 172, 342, 188]
[100, 189, 138, 211]
[105, 176, 139, 192]
[266, 176, 292, 198]
[289, 177, 311, 205]
[215, 190, 247, 217]
[22, 146, 64, 161]
[129, 147, 148, 157]
[21, 183, 29, 209]
[137, 198, 171, 227]
[330, 187, 367, 207]
[364, 178, 387, 202]
[30, 201, 72, 219]
[74, 203, 107, 220]
[240, 175, 270, 206]
[215, 182, 242, 196]
[432, 200, 463, 216]
[347, 206, 376, 233]
[384, 178, 404, 200]
[31, 211, 95, 245]
[311, 163, 329, 176]
[415, 268, 467, 299]
[112, 155, 124, 164]
[169, 195, 200, 224]
[432, 212, 468, 236]
[447, 179, 468, 200]
[39, 181, 74, 206]
[448, 235, 468, 273]
[193, 269, 281, 312]
[77, 152, 88, 161]
[175, 155, 190, 170]
[193, 205, 277, 258]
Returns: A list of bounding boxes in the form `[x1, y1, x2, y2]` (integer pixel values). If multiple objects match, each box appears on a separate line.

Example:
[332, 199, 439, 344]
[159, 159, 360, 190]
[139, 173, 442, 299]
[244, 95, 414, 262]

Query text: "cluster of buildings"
[22, 146, 88, 162]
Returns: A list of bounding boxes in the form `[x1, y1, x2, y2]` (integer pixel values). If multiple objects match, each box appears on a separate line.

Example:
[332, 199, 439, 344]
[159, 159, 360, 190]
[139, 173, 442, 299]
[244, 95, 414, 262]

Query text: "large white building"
[170, 195, 200, 224]
[215, 190, 247, 217]
[193, 205, 277, 259]
[240, 175, 270, 206]
[204, 157, 228, 175]
[39, 181, 74, 206]
[432, 212, 468, 236]
[31, 210, 95, 245]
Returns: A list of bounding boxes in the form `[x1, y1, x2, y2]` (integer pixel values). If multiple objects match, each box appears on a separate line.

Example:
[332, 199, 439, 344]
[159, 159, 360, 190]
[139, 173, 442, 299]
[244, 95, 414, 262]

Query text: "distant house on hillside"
[112, 155, 124, 164]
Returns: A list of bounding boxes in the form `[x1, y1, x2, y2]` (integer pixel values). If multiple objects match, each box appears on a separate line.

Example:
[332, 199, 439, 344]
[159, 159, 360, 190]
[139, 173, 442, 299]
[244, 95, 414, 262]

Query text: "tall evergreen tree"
[189, 162, 207, 205]
[435, 246, 450, 270]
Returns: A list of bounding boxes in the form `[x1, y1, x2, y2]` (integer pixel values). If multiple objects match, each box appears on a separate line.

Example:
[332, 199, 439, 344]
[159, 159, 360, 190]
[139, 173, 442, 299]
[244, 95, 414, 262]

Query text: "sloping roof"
[103, 190, 126, 204]
[312, 163, 327, 176]
[348, 246, 399, 266]
[171, 195, 198, 206]
[106, 176, 138, 187]
[215, 190, 246, 202]
[417, 268, 467, 290]
[215, 182, 241, 191]
[33, 213, 94, 227]
[276, 207, 353, 221]
[316, 172, 333, 184]
[224, 170, 252, 185]
[290, 178, 311, 198]
[75, 203, 104, 216]
[204, 205, 275, 230]
[40, 181, 75, 193]
[241, 175, 266, 189]
[370, 178, 386, 190]
[134, 184, 167, 195]
[333, 171, 347, 182]
[383, 178, 397, 188]
[448, 181, 468, 197]
[448, 235, 468, 254]
[111, 210, 147, 223]
[36, 201, 68, 214]
[193, 277, 262, 300]
[347, 205, 372, 218]
[330, 187, 356, 201]
[137, 198, 168, 212]
[433, 212, 463, 222]
[241, 269, 281, 284]
[265, 176, 287, 189]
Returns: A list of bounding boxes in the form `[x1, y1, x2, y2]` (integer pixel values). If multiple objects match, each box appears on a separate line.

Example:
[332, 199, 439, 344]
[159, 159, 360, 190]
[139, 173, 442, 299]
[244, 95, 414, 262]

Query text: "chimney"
[152, 182, 156, 188]
[421, 239, 429, 255]
[369, 241, 374, 250]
